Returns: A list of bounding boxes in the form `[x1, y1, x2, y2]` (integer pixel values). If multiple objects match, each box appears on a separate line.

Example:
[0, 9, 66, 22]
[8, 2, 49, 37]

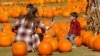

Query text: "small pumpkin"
[49, 39, 58, 52]
[38, 41, 53, 55]
[74, 36, 82, 47]
[58, 39, 72, 52]
[12, 41, 28, 56]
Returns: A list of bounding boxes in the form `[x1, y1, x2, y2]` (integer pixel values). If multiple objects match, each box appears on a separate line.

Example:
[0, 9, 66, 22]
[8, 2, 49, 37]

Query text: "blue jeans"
[66, 34, 76, 45]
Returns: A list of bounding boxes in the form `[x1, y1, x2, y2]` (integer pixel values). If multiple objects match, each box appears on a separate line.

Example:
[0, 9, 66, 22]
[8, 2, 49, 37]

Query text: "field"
[0, 16, 100, 56]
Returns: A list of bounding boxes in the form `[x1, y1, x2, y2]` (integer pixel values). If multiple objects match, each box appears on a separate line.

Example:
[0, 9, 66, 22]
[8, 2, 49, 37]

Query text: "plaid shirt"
[68, 19, 81, 36]
[13, 17, 48, 51]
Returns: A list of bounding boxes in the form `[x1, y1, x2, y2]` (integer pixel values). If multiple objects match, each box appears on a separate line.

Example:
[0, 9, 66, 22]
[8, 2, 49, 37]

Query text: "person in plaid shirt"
[12, 4, 51, 52]
[65, 12, 81, 48]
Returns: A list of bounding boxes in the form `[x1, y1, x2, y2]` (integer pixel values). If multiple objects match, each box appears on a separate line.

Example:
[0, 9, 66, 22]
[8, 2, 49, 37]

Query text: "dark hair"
[24, 5, 38, 25]
[26, 4, 33, 9]
[70, 12, 78, 18]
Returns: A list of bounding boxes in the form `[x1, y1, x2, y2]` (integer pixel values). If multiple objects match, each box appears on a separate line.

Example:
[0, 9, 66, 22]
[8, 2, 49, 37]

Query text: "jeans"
[66, 34, 76, 46]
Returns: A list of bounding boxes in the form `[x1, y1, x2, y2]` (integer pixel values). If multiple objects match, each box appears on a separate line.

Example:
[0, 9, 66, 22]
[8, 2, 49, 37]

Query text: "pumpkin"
[85, 36, 92, 46]
[46, 9, 53, 18]
[50, 0, 56, 3]
[49, 39, 58, 52]
[2, 23, 12, 32]
[38, 41, 53, 55]
[93, 38, 100, 51]
[36, 27, 42, 33]
[58, 39, 72, 52]
[6, 31, 16, 43]
[56, 31, 66, 41]
[88, 36, 96, 49]
[62, 11, 71, 17]
[57, 0, 62, 3]
[78, 17, 87, 29]
[74, 36, 82, 47]
[12, 41, 28, 56]
[0, 32, 12, 47]
[21, 7, 28, 15]
[42, 20, 51, 26]
[43, 34, 53, 42]
[81, 31, 93, 44]
[0, 11, 9, 23]
[11, 5, 21, 18]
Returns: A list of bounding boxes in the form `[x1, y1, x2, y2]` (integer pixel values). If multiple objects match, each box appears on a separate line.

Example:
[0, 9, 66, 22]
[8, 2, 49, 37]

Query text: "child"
[12, 4, 52, 52]
[65, 12, 81, 48]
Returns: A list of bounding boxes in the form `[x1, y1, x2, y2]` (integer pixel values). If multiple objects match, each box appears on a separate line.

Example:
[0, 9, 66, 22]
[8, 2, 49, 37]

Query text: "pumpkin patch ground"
[0, 16, 100, 56]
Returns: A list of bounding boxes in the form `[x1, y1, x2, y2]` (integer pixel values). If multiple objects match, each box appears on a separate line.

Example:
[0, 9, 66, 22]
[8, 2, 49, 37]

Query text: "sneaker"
[72, 45, 76, 48]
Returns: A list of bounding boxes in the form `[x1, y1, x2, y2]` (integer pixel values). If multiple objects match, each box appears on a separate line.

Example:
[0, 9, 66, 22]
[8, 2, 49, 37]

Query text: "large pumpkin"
[58, 39, 72, 52]
[0, 32, 13, 47]
[43, 34, 53, 42]
[93, 38, 100, 51]
[49, 39, 58, 52]
[74, 36, 82, 47]
[12, 41, 28, 56]
[38, 41, 53, 55]
[81, 31, 93, 44]
[88, 35, 96, 49]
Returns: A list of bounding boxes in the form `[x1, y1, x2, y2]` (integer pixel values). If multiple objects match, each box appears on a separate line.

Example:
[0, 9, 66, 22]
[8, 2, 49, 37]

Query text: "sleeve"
[12, 19, 20, 32]
[38, 22, 49, 30]
[77, 22, 81, 36]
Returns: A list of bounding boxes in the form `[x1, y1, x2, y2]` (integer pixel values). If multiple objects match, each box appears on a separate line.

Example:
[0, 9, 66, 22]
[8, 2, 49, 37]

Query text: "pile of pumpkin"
[0, 0, 88, 23]
[0, 16, 100, 56]
[0, 0, 64, 6]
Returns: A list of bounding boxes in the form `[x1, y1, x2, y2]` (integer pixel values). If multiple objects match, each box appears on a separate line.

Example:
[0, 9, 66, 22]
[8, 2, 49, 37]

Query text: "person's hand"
[45, 26, 50, 30]
[51, 22, 55, 25]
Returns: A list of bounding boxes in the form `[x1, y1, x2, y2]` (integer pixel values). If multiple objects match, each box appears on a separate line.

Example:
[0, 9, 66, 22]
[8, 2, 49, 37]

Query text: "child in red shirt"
[66, 12, 81, 48]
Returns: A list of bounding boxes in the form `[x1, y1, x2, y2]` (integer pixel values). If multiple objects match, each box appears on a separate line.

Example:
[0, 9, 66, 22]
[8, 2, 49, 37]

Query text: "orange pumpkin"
[6, 31, 16, 43]
[88, 36, 96, 49]
[11, 5, 21, 18]
[46, 9, 53, 18]
[2, 23, 12, 32]
[50, 0, 56, 3]
[62, 11, 71, 17]
[36, 27, 42, 33]
[58, 39, 72, 52]
[43, 34, 53, 42]
[0, 11, 9, 23]
[38, 41, 53, 55]
[49, 39, 58, 52]
[81, 31, 93, 44]
[74, 36, 82, 47]
[78, 17, 87, 28]
[85, 36, 92, 46]
[42, 20, 51, 26]
[21, 7, 28, 15]
[12, 41, 28, 56]
[57, 0, 62, 3]
[93, 38, 100, 51]
[0, 32, 12, 47]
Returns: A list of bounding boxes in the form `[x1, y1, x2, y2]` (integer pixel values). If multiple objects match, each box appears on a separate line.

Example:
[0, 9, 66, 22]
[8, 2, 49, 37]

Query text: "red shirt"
[68, 19, 81, 36]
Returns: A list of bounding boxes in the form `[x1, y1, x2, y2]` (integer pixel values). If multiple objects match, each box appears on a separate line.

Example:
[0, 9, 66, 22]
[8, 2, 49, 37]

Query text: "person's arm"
[38, 21, 54, 33]
[77, 22, 81, 36]
[12, 19, 20, 32]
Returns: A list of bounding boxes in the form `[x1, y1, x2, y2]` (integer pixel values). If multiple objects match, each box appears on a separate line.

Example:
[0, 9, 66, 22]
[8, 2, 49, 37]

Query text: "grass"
[1, 46, 100, 56]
